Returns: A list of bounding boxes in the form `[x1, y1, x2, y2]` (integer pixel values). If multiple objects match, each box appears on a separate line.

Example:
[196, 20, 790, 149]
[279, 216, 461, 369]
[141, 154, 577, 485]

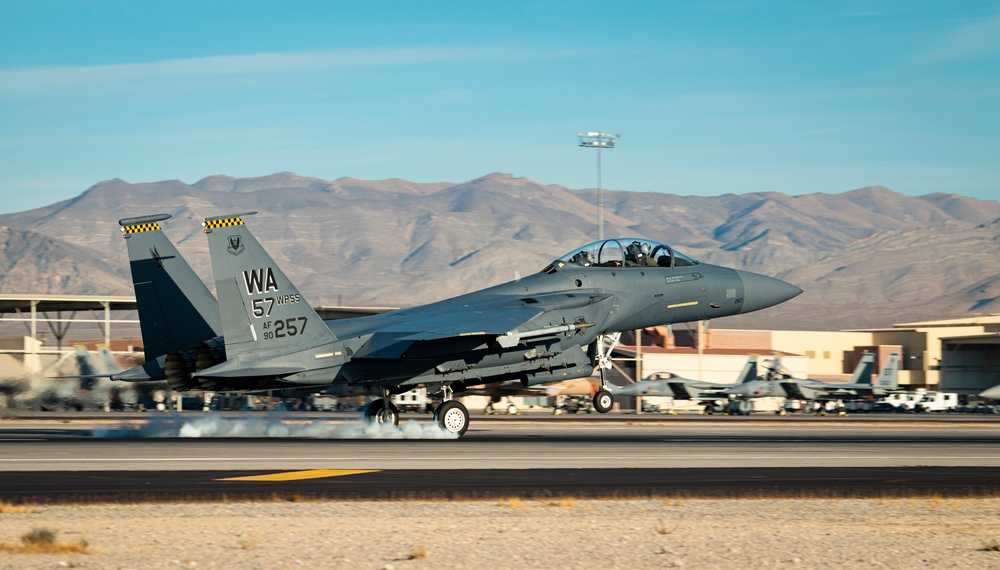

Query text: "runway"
[1, 413, 998, 503]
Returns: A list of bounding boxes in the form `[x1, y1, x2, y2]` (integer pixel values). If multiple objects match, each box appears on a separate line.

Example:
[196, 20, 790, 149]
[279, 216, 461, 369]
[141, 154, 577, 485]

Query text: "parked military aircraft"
[610, 355, 760, 399]
[114, 213, 800, 436]
[763, 352, 900, 401]
[625, 352, 897, 414]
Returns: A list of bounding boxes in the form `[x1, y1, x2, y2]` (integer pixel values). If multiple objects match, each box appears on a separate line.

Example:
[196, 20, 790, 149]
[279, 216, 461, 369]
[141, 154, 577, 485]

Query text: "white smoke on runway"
[92, 414, 459, 439]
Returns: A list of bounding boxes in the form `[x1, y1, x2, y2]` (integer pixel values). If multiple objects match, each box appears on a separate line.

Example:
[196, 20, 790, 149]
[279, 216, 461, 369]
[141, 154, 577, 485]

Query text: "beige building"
[622, 315, 1000, 395]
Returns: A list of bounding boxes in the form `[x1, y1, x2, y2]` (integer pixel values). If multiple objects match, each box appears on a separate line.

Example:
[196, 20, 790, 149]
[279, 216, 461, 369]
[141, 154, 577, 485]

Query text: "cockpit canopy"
[544, 238, 699, 273]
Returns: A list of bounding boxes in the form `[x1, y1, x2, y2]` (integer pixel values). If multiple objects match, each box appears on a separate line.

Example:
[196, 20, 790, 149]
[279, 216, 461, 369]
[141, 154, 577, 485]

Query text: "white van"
[914, 391, 958, 412]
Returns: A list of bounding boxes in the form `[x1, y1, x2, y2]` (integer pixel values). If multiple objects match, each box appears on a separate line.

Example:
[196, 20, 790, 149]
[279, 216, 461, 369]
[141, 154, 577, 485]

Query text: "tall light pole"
[577, 131, 619, 240]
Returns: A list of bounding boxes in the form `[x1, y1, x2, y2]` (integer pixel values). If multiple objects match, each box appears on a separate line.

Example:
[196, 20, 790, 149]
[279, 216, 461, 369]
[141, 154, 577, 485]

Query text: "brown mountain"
[0, 173, 997, 331]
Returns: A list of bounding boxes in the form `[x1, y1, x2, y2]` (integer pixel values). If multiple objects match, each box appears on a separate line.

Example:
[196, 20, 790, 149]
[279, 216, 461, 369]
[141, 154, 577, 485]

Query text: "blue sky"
[1, 1, 998, 214]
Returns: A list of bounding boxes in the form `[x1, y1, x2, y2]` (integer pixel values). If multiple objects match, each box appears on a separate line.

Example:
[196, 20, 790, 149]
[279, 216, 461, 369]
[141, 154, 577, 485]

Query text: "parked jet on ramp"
[113, 212, 801, 436]
[763, 352, 900, 401]
[611, 355, 760, 399]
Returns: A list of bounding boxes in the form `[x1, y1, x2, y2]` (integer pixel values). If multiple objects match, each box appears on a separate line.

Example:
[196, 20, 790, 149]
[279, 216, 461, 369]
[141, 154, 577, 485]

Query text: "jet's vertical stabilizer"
[874, 352, 899, 390]
[764, 355, 783, 381]
[738, 355, 758, 384]
[202, 213, 337, 362]
[848, 353, 876, 385]
[120, 214, 222, 362]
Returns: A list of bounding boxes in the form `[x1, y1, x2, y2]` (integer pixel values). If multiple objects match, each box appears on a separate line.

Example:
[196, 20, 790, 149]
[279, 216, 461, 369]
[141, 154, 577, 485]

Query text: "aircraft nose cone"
[736, 271, 802, 314]
[979, 385, 1000, 400]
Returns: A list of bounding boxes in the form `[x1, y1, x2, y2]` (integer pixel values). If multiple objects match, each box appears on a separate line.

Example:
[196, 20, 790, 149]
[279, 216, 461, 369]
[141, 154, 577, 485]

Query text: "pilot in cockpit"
[625, 241, 659, 267]
[570, 250, 595, 267]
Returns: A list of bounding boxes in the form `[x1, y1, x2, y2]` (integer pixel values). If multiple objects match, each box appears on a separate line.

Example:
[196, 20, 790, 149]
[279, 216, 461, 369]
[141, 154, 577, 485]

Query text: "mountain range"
[0, 172, 997, 331]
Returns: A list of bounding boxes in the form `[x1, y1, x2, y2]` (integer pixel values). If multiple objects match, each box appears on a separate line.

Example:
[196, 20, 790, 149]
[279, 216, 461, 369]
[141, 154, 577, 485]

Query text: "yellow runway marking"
[218, 469, 380, 482]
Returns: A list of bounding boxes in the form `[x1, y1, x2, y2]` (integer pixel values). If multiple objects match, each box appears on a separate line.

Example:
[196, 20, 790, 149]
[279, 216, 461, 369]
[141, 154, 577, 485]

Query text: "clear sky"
[1, 1, 998, 214]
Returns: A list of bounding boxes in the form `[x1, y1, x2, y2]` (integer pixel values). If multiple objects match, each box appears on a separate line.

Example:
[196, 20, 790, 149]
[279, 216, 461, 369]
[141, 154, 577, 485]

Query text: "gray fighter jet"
[665, 352, 900, 415]
[763, 352, 900, 401]
[115, 212, 800, 436]
[610, 355, 760, 399]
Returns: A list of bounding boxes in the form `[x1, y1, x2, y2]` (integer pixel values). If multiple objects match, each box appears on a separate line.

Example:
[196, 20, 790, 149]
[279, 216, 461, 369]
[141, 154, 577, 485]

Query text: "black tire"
[593, 389, 614, 414]
[363, 399, 400, 427]
[435, 401, 470, 437]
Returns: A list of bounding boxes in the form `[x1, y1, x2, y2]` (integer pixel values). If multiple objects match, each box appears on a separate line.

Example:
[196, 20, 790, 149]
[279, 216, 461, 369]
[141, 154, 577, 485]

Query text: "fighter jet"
[764, 352, 900, 401]
[114, 212, 800, 436]
[665, 352, 899, 414]
[610, 354, 760, 399]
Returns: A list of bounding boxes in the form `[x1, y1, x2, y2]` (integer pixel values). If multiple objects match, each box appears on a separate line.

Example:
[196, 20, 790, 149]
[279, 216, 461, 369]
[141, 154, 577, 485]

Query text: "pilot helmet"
[573, 250, 594, 266]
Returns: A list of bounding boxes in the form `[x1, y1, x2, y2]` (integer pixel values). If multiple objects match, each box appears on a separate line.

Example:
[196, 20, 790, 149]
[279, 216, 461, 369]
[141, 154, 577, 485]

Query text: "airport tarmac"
[1, 413, 998, 503]
[1, 412, 999, 470]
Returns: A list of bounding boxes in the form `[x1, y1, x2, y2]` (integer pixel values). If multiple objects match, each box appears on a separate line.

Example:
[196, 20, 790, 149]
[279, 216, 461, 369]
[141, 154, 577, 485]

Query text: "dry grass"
[0, 527, 91, 555]
[498, 497, 525, 508]
[407, 546, 429, 560]
[981, 540, 1000, 552]
[0, 502, 43, 514]
[498, 497, 578, 508]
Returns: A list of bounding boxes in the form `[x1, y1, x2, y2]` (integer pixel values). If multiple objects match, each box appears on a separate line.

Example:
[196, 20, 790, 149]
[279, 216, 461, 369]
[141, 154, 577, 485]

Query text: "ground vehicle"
[308, 395, 338, 411]
[879, 390, 925, 411]
[391, 388, 428, 413]
[913, 391, 958, 412]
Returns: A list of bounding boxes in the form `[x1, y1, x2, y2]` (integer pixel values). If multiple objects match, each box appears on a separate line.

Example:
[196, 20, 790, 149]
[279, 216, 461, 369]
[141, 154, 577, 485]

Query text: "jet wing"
[352, 306, 546, 359]
[382, 307, 545, 341]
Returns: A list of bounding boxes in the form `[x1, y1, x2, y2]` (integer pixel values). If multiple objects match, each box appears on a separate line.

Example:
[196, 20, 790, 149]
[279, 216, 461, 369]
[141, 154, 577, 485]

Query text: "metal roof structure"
[0, 294, 139, 357]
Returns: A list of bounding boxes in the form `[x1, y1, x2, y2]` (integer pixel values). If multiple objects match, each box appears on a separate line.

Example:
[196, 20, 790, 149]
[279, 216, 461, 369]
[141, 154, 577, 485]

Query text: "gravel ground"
[2, 498, 1000, 569]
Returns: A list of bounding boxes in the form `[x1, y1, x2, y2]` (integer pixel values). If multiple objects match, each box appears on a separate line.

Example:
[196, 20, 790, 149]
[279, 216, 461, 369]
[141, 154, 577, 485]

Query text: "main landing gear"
[591, 332, 620, 414]
[433, 384, 470, 437]
[363, 387, 400, 427]
[364, 385, 470, 437]
[435, 401, 470, 436]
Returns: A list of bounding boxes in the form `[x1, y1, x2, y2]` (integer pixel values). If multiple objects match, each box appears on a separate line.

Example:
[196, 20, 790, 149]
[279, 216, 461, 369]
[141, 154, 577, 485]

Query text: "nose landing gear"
[591, 332, 621, 414]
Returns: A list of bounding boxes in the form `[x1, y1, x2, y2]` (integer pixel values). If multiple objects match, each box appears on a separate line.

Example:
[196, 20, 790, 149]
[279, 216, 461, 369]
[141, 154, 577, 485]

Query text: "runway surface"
[1, 413, 998, 502]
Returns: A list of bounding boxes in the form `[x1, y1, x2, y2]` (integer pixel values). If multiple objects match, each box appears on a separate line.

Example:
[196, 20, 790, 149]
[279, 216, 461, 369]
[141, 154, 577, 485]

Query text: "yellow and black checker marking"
[217, 469, 380, 482]
[121, 221, 161, 235]
[204, 216, 245, 230]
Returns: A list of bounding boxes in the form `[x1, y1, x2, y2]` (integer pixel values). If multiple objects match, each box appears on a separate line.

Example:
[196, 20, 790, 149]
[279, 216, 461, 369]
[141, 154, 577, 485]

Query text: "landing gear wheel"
[435, 401, 470, 437]
[363, 399, 400, 427]
[484, 403, 495, 415]
[593, 389, 614, 414]
[506, 403, 518, 415]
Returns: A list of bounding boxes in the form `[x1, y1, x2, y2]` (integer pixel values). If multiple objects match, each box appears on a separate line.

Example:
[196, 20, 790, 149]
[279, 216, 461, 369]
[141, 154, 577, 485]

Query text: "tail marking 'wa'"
[202, 213, 337, 362]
